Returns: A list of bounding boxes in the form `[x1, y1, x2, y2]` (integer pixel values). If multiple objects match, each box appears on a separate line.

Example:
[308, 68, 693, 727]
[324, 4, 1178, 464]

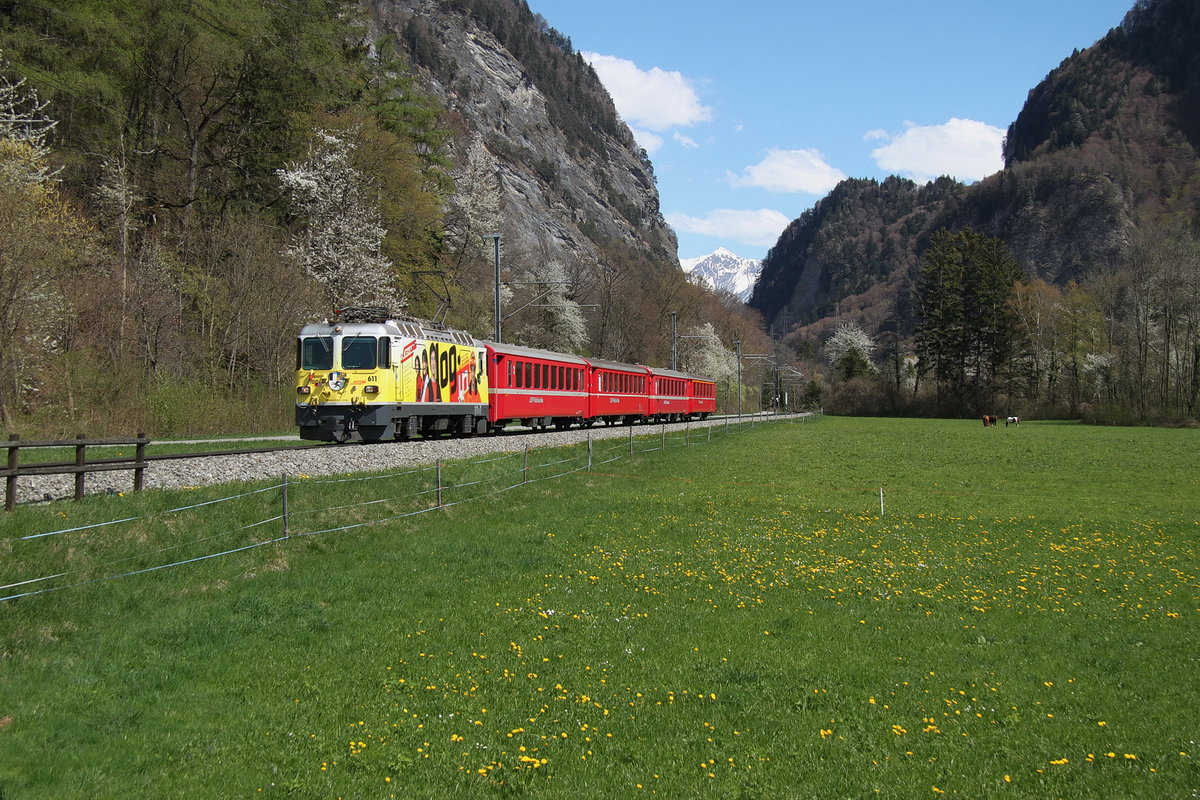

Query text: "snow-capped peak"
[680, 248, 762, 302]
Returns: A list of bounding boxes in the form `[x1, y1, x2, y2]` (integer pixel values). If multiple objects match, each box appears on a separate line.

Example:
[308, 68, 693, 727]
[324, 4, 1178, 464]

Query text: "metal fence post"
[587, 433, 593, 470]
[522, 447, 529, 484]
[437, 460, 444, 506]
[281, 473, 290, 537]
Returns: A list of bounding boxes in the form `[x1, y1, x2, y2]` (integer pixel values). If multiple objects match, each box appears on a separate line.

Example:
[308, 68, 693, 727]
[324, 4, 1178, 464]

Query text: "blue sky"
[523, 0, 1137, 261]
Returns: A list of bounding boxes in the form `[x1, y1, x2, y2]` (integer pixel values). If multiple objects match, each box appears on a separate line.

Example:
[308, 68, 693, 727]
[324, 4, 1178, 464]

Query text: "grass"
[0, 416, 1197, 799]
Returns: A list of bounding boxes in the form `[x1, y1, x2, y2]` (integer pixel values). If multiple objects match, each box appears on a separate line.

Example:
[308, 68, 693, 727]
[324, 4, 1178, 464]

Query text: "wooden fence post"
[5, 434, 18, 511]
[74, 434, 87, 502]
[134, 432, 147, 492]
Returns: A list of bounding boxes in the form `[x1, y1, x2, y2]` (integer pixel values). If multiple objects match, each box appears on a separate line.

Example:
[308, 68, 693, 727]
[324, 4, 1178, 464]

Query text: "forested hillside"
[750, 0, 1200, 423]
[0, 0, 760, 436]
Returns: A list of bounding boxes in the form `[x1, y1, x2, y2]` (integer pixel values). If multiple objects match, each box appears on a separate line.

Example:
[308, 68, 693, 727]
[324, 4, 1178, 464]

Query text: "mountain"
[368, 0, 678, 270]
[749, 0, 1200, 339]
[680, 248, 762, 302]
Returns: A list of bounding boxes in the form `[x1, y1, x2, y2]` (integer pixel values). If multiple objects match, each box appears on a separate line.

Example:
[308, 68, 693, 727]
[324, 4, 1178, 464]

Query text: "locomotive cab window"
[341, 336, 377, 370]
[299, 336, 334, 370]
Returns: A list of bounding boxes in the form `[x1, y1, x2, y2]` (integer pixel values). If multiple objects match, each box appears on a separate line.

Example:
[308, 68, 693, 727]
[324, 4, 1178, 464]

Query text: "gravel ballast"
[11, 416, 796, 506]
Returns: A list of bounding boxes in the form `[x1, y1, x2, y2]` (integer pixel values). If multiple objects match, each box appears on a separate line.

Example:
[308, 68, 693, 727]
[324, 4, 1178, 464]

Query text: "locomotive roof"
[298, 319, 475, 345]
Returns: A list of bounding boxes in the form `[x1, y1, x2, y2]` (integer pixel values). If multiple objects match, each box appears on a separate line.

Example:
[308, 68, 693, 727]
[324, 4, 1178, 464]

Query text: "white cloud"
[870, 118, 1004, 183]
[583, 52, 712, 134]
[630, 127, 664, 154]
[666, 208, 792, 248]
[673, 132, 699, 149]
[727, 148, 847, 194]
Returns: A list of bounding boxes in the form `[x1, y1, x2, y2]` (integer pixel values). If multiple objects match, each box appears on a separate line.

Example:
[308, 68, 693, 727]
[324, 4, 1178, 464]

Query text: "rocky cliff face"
[366, 0, 677, 273]
[750, 0, 1199, 339]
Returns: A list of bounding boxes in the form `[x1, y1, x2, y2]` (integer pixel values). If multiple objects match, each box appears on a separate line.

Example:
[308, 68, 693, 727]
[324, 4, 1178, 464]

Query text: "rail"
[1, 413, 798, 511]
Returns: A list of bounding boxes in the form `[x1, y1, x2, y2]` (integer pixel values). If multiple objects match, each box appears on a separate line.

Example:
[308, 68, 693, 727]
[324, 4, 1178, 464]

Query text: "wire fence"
[2, 415, 802, 603]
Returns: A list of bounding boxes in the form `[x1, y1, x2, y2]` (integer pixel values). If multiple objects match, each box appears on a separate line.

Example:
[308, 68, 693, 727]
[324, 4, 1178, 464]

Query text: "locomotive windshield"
[340, 336, 377, 370]
[299, 336, 334, 370]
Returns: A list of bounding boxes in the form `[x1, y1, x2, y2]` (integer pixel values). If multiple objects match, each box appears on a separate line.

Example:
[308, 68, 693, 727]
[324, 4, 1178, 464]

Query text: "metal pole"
[736, 340, 743, 418]
[437, 460, 443, 506]
[491, 234, 502, 342]
[671, 311, 678, 371]
[282, 473, 290, 537]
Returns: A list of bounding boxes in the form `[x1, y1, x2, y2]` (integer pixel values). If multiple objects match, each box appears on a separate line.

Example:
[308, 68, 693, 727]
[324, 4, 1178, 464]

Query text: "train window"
[378, 338, 390, 369]
[524, 362, 533, 388]
[542, 364, 549, 388]
[300, 336, 334, 370]
[341, 336, 377, 370]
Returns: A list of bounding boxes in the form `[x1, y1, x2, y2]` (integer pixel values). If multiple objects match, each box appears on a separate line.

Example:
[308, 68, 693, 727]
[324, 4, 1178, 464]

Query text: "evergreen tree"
[914, 227, 1024, 412]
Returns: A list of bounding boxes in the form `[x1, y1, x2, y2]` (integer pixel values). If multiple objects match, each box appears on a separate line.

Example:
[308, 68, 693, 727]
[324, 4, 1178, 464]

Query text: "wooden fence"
[3, 433, 149, 510]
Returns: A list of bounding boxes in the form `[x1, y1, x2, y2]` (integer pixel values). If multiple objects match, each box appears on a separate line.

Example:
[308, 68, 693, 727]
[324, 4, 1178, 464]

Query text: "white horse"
[1005, 416, 1020, 427]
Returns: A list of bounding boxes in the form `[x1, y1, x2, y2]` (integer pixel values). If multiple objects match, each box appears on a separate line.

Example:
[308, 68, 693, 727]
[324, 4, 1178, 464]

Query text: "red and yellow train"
[295, 309, 716, 442]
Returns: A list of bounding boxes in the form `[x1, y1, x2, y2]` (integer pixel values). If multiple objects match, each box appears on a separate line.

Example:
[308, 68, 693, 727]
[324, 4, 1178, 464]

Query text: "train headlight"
[363, 385, 379, 395]
[297, 385, 312, 395]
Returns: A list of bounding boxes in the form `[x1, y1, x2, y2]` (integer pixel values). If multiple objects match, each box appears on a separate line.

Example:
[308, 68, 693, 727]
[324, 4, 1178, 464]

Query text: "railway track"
[8, 414, 800, 507]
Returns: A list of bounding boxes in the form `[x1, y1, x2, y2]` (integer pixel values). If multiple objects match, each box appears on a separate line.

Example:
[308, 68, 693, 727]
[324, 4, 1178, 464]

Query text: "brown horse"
[981, 414, 998, 427]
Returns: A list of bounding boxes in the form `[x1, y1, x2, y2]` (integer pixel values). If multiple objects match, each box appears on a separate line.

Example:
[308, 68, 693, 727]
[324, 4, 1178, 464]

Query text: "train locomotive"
[295, 308, 716, 443]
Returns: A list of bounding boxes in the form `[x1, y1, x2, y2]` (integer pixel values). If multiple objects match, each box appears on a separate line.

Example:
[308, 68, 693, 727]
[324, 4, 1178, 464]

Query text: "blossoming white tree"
[278, 129, 398, 309]
[515, 260, 587, 353]
[681, 322, 737, 384]
[825, 321, 877, 380]
[0, 55, 85, 424]
[0, 54, 57, 187]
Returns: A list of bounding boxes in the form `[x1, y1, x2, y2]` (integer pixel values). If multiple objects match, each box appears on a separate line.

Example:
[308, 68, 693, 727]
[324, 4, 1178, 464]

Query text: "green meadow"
[1, 416, 1197, 799]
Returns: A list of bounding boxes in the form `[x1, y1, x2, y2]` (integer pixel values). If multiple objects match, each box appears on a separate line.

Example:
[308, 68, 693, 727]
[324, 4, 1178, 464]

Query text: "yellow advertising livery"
[296, 308, 488, 442]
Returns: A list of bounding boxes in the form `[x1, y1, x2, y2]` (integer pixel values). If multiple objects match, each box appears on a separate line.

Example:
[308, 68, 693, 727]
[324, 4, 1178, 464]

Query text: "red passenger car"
[688, 376, 717, 418]
[648, 368, 691, 421]
[586, 358, 652, 425]
[484, 342, 588, 430]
